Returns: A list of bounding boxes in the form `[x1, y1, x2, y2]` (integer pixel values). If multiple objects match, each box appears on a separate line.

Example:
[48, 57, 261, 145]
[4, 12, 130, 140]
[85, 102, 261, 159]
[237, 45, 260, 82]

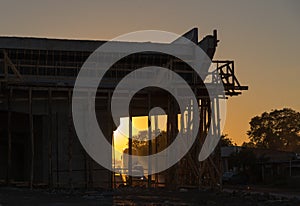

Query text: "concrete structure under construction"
[0, 28, 247, 189]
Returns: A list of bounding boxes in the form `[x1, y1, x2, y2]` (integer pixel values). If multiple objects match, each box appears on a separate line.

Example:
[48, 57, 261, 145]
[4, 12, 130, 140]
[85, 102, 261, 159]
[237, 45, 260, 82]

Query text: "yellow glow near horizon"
[113, 115, 168, 160]
[112, 113, 194, 161]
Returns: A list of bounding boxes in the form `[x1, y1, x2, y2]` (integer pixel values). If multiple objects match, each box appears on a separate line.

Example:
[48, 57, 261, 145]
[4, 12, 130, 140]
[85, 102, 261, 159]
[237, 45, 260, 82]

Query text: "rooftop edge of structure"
[0, 36, 111, 52]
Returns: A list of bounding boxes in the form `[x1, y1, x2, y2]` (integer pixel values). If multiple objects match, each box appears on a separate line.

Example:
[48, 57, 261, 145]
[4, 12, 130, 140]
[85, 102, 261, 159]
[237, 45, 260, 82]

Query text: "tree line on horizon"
[223, 108, 300, 153]
[128, 108, 300, 153]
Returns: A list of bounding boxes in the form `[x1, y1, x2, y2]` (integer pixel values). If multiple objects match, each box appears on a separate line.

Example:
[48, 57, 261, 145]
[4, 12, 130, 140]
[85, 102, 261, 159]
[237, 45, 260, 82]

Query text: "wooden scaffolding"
[0, 30, 247, 189]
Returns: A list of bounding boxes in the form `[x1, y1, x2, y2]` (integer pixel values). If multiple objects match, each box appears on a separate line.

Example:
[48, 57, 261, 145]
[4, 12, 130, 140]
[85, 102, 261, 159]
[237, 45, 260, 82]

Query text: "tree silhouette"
[246, 108, 300, 152]
[129, 130, 168, 155]
[220, 134, 235, 147]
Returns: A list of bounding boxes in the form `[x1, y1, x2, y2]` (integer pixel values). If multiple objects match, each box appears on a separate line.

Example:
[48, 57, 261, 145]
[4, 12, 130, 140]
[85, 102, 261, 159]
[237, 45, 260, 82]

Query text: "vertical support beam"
[172, 99, 178, 188]
[166, 95, 178, 189]
[56, 112, 59, 187]
[6, 88, 12, 185]
[2, 50, 8, 82]
[48, 89, 53, 187]
[3, 50, 8, 81]
[112, 132, 116, 189]
[67, 90, 73, 189]
[128, 114, 132, 186]
[211, 98, 217, 143]
[107, 91, 113, 189]
[215, 95, 222, 189]
[198, 98, 205, 188]
[186, 102, 191, 133]
[154, 114, 158, 187]
[107, 91, 115, 188]
[166, 95, 170, 188]
[84, 97, 89, 189]
[148, 93, 152, 188]
[166, 94, 175, 188]
[87, 91, 93, 188]
[29, 88, 34, 189]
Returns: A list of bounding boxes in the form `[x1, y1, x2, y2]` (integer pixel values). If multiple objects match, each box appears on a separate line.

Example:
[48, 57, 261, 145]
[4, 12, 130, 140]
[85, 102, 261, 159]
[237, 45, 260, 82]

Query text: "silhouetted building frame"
[0, 28, 247, 189]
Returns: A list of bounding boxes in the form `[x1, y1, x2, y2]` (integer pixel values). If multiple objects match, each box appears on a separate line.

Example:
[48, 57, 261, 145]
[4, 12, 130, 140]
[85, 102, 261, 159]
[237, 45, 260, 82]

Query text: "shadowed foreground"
[0, 187, 299, 206]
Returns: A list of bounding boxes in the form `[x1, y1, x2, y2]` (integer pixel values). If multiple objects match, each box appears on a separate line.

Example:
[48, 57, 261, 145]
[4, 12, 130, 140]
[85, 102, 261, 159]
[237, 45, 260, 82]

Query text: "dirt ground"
[0, 186, 300, 206]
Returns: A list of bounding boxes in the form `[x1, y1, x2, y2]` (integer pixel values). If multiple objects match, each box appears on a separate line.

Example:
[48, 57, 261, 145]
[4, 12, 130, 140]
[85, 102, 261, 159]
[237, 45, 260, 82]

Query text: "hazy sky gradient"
[1, 0, 299, 144]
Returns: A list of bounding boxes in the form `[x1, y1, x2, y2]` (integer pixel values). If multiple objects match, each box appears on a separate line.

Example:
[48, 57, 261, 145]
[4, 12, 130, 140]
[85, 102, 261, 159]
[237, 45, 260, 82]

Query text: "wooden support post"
[148, 93, 152, 188]
[198, 99, 204, 188]
[166, 95, 177, 189]
[3, 50, 8, 81]
[166, 95, 171, 188]
[215, 96, 222, 189]
[154, 114, 158, 188]
[112, 134, 116, 189]
[48, 89, 53, 187]
[87, 92, 93, 188]
[84, 92, 90, 189]
[107, 92, 113, 189]
[29, 88, 34, 189]
[55, 112, 59, 187]
[128, 114, 132, 186]
[68, 90, 73, 189]
[6, 88, 12, 185]
[172, 99, 178, 188]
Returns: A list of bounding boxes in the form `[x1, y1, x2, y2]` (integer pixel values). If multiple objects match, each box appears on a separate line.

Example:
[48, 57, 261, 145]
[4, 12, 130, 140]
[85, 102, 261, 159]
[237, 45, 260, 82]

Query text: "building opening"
[112, 114, 168, 188]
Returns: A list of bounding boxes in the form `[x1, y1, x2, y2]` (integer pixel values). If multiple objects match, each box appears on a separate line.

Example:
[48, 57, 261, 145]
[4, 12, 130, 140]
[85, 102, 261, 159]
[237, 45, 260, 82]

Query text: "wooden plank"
[29, 88, 34, 189]
[6, 88, 12, 185]
[3, 50, 8, 81]
[55, 112, 59, 187]
[48, 89, 53, 187]
[67, 90, 73, 189]
[148, 93, 152, 188]
[3, 51, 23, 80]
[107, 92, 113, 189]
[166, 95, 171, 188]
[154, 114, 158, 188]
[87, 92, 93, 188]
[128, 115, 132, 186]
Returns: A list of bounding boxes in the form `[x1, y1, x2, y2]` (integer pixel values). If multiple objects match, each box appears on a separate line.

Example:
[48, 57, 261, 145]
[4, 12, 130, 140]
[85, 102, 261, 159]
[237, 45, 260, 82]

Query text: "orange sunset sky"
[1, 0, 299, 145]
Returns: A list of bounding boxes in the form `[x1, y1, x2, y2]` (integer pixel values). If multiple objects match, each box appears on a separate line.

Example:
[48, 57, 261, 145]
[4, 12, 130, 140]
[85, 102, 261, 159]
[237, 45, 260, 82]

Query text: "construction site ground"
[0, 186, 300, 205]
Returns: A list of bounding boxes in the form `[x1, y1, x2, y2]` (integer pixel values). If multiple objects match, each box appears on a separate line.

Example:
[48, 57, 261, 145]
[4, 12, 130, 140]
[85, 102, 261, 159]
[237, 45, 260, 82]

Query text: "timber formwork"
[0, 28, 247, 189]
